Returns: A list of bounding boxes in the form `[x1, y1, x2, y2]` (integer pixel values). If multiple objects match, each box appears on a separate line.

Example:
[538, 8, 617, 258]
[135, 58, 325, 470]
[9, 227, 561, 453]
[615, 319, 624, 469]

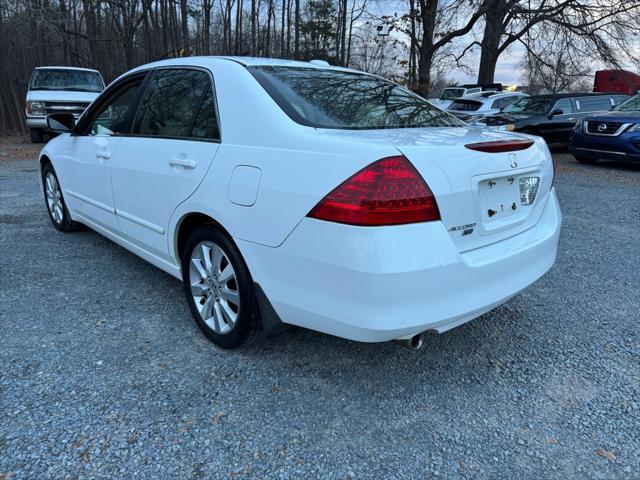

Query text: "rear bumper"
[570, 130, 640, 162]
[238, 190, 562, 343]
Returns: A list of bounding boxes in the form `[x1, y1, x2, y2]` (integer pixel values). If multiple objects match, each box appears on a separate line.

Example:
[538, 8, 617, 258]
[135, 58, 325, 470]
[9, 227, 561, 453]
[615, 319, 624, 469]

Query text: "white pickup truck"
[25, 66, 104, 143]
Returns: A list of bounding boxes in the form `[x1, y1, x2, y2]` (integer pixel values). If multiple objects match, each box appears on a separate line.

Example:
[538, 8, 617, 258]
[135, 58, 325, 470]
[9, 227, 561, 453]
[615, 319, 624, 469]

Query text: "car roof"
[144, 56, 355, 72]
[34, 66, 101, 73]
[530, 92, 616, 100]
[466, 91, 526, 99]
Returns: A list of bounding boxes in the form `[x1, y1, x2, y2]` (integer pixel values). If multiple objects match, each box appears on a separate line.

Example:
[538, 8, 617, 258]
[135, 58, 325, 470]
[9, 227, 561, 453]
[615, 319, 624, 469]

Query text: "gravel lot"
[1, 140, 639, 479]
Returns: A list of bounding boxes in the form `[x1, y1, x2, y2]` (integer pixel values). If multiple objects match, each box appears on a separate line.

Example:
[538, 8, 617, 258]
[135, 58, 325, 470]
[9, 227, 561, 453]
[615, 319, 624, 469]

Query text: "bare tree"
[475, 0, 640, 84]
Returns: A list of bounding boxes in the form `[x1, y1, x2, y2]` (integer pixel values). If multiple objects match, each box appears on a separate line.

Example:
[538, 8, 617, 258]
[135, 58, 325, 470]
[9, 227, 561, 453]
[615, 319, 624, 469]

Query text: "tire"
[42, 162, 80, 232]
[575, 155, 597, 165]
[181, 224, 261, 349]
[30, 128, 44, 144]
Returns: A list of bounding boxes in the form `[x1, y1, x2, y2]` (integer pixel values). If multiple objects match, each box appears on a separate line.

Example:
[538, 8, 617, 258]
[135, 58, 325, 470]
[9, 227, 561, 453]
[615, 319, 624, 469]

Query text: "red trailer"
[593, 69, 640, 95]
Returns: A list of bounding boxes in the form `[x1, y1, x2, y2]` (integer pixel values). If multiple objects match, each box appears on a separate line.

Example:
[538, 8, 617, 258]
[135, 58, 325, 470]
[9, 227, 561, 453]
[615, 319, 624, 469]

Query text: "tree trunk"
[280, 0, 286, 57]
[266, 0, 273, 55]
[294, 0, 299, 59]
[477, 0, 504, 84]
[416, 0, 438, 97]
[203, 0, 212, 54]
[409, 0, 417, 86]
[250, 0, 256, 55]
[236, 0, 243, 54]
[180, 0, 189, 50]
[339, 0, 347, 65]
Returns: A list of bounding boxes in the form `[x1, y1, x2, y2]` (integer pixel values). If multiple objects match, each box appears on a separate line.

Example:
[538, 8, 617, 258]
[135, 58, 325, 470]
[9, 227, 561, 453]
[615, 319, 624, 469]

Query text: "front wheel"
[42, 163, 79, 232]
[181, 225, 261, 349]
[30, 128, 44, 143]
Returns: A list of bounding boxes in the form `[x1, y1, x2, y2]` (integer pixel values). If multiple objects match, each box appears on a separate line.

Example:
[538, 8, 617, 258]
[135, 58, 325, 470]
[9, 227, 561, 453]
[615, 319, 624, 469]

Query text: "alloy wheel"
[45, 172, 64, 224]
[189, 241, 240, 334]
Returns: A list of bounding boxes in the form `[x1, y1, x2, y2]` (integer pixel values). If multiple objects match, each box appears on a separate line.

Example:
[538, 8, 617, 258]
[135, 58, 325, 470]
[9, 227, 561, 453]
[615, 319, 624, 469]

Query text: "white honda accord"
[39, 57, 561, 349]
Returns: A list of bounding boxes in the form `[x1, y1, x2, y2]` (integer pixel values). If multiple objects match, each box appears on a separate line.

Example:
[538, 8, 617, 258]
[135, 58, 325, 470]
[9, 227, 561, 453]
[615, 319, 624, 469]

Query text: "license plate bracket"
[479, 175, 521, 222]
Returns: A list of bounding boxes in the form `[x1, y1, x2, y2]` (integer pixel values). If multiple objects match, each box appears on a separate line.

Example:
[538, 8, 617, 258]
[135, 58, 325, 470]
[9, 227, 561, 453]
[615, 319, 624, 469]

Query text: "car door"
[110, 68, 221, 260]
[56, 74, 147, 231]
[540, 98, 576, 143]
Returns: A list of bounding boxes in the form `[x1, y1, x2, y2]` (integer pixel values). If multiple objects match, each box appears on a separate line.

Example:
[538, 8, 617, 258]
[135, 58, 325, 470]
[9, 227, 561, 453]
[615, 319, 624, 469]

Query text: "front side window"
[30, 69, 104, 93]
[133, 69, 211, 138]
[87, 78, 145, 136]
[250, 66, 464, 129]
[552, 98, 573, 115]
[574, 96, 611, 112]
[504, 97, 555, 116]
[616, 95, 640, 112]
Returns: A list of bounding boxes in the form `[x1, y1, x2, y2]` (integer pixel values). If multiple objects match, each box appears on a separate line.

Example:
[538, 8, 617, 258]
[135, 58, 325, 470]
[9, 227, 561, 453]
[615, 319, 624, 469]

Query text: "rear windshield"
[504, 97, 554, 116]
[30, 69, 104, 93]
[449, 100, 482, 111]
[249, 66, 464, 129]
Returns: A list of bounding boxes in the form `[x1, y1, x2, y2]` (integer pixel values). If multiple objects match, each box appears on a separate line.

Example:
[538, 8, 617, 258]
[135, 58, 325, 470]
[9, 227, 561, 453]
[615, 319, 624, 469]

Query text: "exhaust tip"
[393, 333, 425, 351]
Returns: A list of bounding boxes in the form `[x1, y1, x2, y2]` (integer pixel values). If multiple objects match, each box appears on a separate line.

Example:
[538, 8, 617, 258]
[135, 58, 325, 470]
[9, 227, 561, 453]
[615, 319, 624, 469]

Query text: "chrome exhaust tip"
[393, 333, 425, 351]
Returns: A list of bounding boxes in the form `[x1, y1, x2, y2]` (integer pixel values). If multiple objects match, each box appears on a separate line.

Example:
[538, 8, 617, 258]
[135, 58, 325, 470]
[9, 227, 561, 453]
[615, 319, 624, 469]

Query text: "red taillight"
[307, 156, 440, 226]
[464, 139, 534, 153]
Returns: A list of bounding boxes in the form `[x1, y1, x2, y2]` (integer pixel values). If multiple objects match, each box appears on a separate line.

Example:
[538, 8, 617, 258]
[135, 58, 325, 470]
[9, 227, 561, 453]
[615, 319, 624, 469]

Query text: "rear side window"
[191, 87, 220, 140]
[574, 96, 611, 112]
[133, 69, 212, 139]
[450, 100, 482, 111]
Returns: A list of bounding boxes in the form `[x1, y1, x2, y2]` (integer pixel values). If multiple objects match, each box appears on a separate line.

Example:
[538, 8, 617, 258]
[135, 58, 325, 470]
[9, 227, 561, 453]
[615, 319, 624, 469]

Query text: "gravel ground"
[1, 144, 639, 479]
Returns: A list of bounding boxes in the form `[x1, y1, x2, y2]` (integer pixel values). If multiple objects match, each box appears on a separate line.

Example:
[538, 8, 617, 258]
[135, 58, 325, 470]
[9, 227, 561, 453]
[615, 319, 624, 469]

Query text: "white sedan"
[39, 57, 561, 349]
[447, 91, 529, 122]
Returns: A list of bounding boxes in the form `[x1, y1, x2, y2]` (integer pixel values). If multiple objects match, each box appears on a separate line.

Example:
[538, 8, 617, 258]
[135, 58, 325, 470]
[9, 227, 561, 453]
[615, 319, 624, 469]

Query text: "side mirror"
[548, 109, 564, 119]
[46, 113, 76, 133]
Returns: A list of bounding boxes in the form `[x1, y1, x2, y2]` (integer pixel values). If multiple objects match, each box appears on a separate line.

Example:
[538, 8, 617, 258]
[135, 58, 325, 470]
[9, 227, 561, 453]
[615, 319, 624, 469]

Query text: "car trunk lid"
[316, 127, 554, 252]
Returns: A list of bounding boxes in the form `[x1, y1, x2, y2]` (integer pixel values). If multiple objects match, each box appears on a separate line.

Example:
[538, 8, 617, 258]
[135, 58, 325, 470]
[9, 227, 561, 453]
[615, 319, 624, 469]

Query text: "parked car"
[593, 69, 640, 96]
[428, 84, 500, 109]
[26, 66, 104, 143]
[471, 93, 630, 143]
[38, 57, 560, 349]
[447, 91, 529, 121]
[569, 94, 640, 164]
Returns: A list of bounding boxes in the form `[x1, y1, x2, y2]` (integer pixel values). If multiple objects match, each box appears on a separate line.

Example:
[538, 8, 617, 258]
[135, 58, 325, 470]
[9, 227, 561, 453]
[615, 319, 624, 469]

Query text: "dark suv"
[472, 93, 630, 143]
[569, 94, 640, 164]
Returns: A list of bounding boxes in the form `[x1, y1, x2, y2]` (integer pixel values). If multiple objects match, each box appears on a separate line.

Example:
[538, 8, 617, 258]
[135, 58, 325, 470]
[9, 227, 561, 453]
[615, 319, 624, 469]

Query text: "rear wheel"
[42, 162, 79, 232]
[30, 128, 44, 144]
[181, 224, 261, 348]
[575, 155, 597, 165]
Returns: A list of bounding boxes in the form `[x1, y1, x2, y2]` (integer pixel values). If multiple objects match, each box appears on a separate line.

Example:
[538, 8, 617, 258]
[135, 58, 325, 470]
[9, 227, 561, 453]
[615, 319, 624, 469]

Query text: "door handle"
[169, 156, 197, 169]
[96, 151, 111, 160]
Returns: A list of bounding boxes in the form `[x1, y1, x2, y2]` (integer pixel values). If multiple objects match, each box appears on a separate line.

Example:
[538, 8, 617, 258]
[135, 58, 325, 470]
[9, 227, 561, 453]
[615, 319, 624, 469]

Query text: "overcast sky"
[369, 0, 639, 87]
